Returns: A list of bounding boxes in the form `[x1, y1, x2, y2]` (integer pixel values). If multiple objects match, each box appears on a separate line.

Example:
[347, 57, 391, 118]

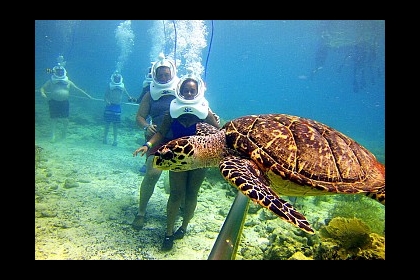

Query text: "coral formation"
[316, 217, 385, 260]
[328, 194, 385, 235]
[320, 217, 371, 250]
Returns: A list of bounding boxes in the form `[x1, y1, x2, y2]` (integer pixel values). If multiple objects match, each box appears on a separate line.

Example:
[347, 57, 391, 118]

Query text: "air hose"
[204, 20, 214, 82]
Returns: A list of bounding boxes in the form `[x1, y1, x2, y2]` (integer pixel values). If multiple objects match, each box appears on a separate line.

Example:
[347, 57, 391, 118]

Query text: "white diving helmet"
[109, 72, 124, 90]
[51, 65, 69, 84]
[170, 75, 209, 119]
[150, 54, 179, 100]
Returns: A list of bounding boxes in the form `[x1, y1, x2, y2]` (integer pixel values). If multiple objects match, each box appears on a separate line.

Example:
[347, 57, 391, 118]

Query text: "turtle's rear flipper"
[220, 156, 314, 234]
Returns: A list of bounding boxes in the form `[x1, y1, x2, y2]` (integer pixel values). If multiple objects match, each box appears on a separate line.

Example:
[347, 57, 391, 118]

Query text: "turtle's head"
[153, 137, 199, 171]
[153, 134, 224, 171]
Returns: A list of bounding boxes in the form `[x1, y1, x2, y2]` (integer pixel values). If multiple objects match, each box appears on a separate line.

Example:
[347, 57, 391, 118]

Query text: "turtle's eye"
[156, 148, 174, 161]
[163, 151, 174, 160]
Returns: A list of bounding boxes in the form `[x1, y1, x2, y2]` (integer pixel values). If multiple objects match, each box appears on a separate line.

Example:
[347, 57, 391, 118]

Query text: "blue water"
[35, 20, 385, 162]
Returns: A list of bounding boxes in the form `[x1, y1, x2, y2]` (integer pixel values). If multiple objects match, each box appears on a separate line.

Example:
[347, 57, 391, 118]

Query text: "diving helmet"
[170, 75, 208, 119]
[149, 55, 179, 100]
[51, 66, 68, 84]
[110, 72, 123, 85]
[109, 72, 125, 90]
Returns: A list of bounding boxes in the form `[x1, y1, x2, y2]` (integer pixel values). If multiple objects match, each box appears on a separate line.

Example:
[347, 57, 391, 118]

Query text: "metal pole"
[208, 191, 249, 260]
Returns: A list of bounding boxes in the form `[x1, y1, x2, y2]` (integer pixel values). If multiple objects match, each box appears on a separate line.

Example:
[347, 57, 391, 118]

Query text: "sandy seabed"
[35, 130, 234, 260]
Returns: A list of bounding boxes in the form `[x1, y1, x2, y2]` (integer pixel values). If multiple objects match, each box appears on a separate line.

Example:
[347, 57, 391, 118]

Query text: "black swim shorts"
[49, 99, 70, 118]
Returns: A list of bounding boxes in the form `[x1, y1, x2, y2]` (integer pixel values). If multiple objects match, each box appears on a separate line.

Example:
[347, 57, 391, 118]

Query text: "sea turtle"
[153, 114, 385, 234]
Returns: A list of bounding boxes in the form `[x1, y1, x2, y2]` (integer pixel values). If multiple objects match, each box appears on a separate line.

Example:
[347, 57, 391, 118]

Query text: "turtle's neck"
[193, 129, 226, 168]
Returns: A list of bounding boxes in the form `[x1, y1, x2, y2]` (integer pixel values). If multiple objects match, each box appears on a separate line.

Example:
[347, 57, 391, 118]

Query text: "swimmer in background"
[40, 63, 93, 142]
[103, 71, 133, 146]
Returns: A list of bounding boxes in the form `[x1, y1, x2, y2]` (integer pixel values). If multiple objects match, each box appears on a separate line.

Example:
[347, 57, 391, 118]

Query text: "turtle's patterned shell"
[224, 114, 385, 202]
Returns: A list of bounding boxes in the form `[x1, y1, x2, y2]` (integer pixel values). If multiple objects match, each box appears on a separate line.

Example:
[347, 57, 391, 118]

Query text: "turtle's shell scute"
[223, 114, 384, 195]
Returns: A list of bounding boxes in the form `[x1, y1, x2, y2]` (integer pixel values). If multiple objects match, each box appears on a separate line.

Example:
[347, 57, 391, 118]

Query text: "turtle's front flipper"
[220, 155, 314, 234]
